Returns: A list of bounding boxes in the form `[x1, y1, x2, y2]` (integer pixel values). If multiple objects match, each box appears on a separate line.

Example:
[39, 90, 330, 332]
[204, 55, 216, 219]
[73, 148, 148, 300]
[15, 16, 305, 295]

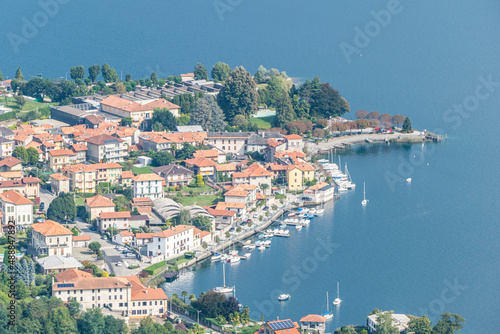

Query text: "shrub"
[139, 270, 149, 278]
[144, 260, 167, 275]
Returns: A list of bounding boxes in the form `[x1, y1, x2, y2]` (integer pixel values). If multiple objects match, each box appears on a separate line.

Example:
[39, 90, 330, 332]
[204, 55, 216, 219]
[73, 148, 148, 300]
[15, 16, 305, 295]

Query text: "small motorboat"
[316, 209, 325, 215]
[211, 253, 222, 261]
[296, 225, 302, 230]
[247, 244, 256, 250]
[307, 214, 315, 219]
[278, 294, 291, 301]
[258, 246, 266, 251]
[288, 213, 297, 218]
[406, 178, 412, 183]
[229, 256, 240, 263]
[229, 250, 238, 256]
[242, 253, 251, 259]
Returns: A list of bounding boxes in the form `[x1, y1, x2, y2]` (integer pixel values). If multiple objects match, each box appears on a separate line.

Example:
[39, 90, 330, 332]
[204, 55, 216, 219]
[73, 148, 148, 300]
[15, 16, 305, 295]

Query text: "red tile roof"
[285, 134, 303, 140]
[0, 190, 33, 205]
[72, 235, 91, 241]
[50, 173, 70, 181]
[31, 220, 72, 236]
[71, 143, 88, 152]
[299, 314, 326, 323]
[0, 157, 22, 167]
[48, 149, 75, 157]
[184, 157, 217, 167]
[85, 195, 115, 208]
[100, 211, 131, 219]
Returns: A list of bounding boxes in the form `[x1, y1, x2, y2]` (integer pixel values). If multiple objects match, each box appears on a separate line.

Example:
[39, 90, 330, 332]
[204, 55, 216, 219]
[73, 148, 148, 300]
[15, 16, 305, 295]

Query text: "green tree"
[195, 290, 227, 318]
[274, 93, 295, 128]
[181, 290, 188, 303]
[70, 65, 85, 81]
[121, 117, 132, 127]
[402, 117, 412, 133]
[27, 147, 40, 165]
[151, 108, 177, 131]
[190, 95, 226, 131]
[66, 297, 81, 318]
[77, 307, 106, 334]
[432, 313, 465, 334]
[12, 146, 28, 163]
[103, 314, 128, 334]
[254, 65, 267, 84]
[15, 67, 24, 81]
[152, 151, 174, 167]
[88, 64, 101, 83]
[15, 280, 29, 299]
[133, 316, 166, 334]
[47, 192, 76, 222]
[150, 72, 159, 86]
[211, 62, 232, 82]
[15, 94, 27, 110]
[309, 83, 350, 118]
[194, 62, 208, 80]
[176, 209, 191, 226]
[101, 63, 119, 83]
[217, 66, 258, 124]
[0, 70, 4, 81]
[373, 311, 398, 334]
[408, 316, 432, 334]
[191, 215, 212, 231]
[89, 241, 101, 255]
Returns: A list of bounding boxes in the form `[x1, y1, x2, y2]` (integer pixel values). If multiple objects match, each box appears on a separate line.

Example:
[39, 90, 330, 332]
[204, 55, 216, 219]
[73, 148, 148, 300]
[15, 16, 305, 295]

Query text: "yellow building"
[295, 163, 315, 182]
[285, 166, 304, 191]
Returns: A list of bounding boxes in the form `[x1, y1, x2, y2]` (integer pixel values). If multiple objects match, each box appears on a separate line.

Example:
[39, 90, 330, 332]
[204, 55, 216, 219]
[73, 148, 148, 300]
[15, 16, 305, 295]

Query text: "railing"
[169, 303, 223, 332]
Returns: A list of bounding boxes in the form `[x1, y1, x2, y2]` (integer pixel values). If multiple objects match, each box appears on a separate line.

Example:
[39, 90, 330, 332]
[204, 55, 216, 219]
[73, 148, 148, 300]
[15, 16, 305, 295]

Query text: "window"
[132, 310, 136, 315]
[155, 301, 157, 305]
[119, 303, 123, 307]
[80, 297, 83, 301]
[142, 302, 147, 306]
[98, 296, 100, 300]
[92, 296, 95, 301]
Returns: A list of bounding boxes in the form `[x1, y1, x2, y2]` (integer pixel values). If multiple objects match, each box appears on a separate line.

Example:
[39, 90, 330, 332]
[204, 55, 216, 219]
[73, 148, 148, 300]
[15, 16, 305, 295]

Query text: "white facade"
[146, 225, 195, 259]
[133, 179, 163, 199]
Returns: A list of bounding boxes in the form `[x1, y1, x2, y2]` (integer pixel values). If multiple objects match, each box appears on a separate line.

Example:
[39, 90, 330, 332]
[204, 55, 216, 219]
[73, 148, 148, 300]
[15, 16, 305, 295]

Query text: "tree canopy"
[47, 192, 76, 222]
[194, 62, 208, 80]
[217, 66, 258, 124]
[152, 108, 177, 131]
[101, 63, 119, 83]
[189, 95, 226, 131]
[70, 65, 85, 81]
[88, 64, 101, 83]
[211, 62, 232, 82]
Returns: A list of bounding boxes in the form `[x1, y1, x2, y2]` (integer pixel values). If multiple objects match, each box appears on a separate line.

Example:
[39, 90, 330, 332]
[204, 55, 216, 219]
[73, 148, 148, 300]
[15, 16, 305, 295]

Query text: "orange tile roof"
[235, 184, 258, 191]
[215, 202, 246, 210]
[0, 157, 22, 167]
[256, 193, 266, 200]
[85, 194, 115, 208]
[184, 157, 217, 167]
[294, 163, 315, 172]
[0, 190, 33, 205]
[152, 224, 193, 238]
[204, 207, 236, 217]
[181, 73, 194, 77]
[233, 163, 272, 178]
[48, 149, 75, 157]
[54, 269, 93, 283]
[22, 177, 41, 184]
[100, 95, 147, 112]
[72, 235, 91, 241]
[125, 275, 169, 301]
[50, 173, 70, 181]
[300, 314, 326, 323]
[122, 171, 135, 179]
[31, 219, 72, 236]
[143, 99, 181, 110]
[305, 182, 329, 191]
[25, 141, 41, 149]
[193, 149, 219, 159]
[266, 163, 287, 171]
[132, 173, 164, 182]
[285, 134, 303, 140]
[100, 211, 131, 219]
[119, 231, 134, 237]
[71, 143, 88, 152]
[0, 171, 22, 179]
[224, 189, 248, 197]
[215, 163, 236, 172]
[135, 233, 155, 239]
[273, 150, 307, 159]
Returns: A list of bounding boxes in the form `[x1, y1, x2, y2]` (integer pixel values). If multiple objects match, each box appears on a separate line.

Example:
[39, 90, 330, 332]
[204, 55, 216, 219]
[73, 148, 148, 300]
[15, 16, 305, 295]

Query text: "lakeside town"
[0, 64, 458, 334]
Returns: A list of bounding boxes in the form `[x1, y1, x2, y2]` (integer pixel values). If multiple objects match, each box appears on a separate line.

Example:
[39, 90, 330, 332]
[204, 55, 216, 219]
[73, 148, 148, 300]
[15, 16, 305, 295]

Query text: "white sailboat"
[213, 261, 234, 294]
[333, 282, 342, 306]
[321, 291, 334, 320]
[361, 182, 368, 206]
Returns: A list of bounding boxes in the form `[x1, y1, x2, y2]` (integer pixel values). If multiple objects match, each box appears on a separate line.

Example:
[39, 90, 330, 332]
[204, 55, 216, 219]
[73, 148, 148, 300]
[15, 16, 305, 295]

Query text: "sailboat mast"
[327, 291, 329, 312]
[337, 282, 340, 299]
[223, 262, 226, 287]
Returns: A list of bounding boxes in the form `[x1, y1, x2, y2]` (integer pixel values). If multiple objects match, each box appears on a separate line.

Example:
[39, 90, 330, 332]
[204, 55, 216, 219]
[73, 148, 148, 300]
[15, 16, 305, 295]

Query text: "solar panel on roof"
[57, 283, 75, 288]
[269, 320, 294, 331]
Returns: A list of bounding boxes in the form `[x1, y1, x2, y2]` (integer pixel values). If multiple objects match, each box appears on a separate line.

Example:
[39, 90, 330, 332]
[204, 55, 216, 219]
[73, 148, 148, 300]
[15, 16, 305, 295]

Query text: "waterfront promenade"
[305, 131, 431, 154]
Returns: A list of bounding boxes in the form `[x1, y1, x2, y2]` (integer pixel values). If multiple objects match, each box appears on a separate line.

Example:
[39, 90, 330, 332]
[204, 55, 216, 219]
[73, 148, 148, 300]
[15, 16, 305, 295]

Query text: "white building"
[367, 313, 410, 333]
[30, 220, 73, 256]
[146, 225, 211, 259]
[52, 268, 168, 318]
[98, 211, 131, 232]
[132, 173, 164, 199]
[0, 190, 34, 227]
[36, 255, 83, 275]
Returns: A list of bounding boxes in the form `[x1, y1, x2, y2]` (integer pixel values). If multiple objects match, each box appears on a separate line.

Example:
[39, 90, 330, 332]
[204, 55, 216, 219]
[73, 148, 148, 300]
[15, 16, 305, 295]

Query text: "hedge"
[144, 260, 167, 275]
[0, 111, 16, 122]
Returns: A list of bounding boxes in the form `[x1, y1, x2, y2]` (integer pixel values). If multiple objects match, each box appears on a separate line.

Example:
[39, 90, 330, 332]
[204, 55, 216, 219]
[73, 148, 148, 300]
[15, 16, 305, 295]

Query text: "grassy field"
[132, 166, 153, 174]
[3, 97, 55, 112]
[74, 198, 85, 206]
[181, 184, 213, 193]
[249, 116, 274, 129]
[0, 235, 27, 254]
[179, 195, 218, 207]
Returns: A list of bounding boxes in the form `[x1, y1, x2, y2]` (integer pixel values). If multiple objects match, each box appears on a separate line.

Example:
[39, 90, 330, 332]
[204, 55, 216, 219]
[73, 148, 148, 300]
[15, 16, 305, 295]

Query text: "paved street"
[39, 188, 56, 209]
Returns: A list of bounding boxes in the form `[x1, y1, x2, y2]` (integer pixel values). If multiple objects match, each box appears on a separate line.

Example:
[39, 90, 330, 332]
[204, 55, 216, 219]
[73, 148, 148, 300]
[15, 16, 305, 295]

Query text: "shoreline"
[305, 131, 442, 154]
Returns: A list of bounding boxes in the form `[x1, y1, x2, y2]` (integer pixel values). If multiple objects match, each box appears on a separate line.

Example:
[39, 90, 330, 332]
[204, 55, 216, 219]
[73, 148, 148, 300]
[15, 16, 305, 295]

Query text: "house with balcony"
[132, 173, 164, 200]
[299, 315, 326, 334]
[184, 157, 217, 177]
[205, 132, 251, 156]
[151, 164, 194, 188]
[22, 177, 41, 198]
[0, 137, 14, 158]
[48, 149, 76, 171]
[52, 268, 168, 318]
[193, 149, 226, 163]
[84, 134, 128, 163]
[70, 143, 88, 163]
[304, 182, 335, 204]
[0, 190, 34, 228]
[367, 312, 410, 333]
[232, 163, 272, 194]
[30, 219, 73, 256]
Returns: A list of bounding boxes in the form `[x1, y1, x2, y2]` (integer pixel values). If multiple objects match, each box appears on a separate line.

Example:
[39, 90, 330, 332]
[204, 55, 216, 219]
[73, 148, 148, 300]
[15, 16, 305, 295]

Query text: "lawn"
[132, 166, 153, 174]
[0, 235, 27, 254]
[3, 97, 55, 112]
[181, 184, 213, 193]
[249, 116, 274, 129]
[179, 194, 218, 207]
[74, 198, 85, 206]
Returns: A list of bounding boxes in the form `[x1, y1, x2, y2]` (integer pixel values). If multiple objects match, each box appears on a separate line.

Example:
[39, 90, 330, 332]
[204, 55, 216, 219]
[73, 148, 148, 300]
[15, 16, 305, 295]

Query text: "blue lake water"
[2, 1, 499, 332]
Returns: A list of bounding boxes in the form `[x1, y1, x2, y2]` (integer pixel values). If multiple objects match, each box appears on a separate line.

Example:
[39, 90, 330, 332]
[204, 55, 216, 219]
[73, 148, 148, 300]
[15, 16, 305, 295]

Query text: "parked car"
[253, 213, 259, 218]
[125, 253, 136, 258]
[116, 261, 122, 266]
[39, 202, 45, 210]
[89, 226, 96, 231]
[263, 206, 269, 210]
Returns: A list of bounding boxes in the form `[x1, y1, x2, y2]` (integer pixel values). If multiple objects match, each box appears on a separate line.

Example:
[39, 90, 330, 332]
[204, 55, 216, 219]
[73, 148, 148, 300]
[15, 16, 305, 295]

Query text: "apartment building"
[48, 149, 76, 171]
[98, 211, 131, 232]
[205, 132, 251, 156]
[0, 190, 34, 227]
[232, 163, 272, 194]
[132, 173, 164, 200]
[184, 157, 217, 176]
[65, 163, 123, 193]
[85, 194, 116, 221]
[0, 137, 14, 157]
[146, 225, 201, 259]
[85, 134, 128, 163]
[50, 173, 71, 195]
[52, 268, 168, 318]
[31, 220, 73, 256]
[151, 165, 194, 188]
